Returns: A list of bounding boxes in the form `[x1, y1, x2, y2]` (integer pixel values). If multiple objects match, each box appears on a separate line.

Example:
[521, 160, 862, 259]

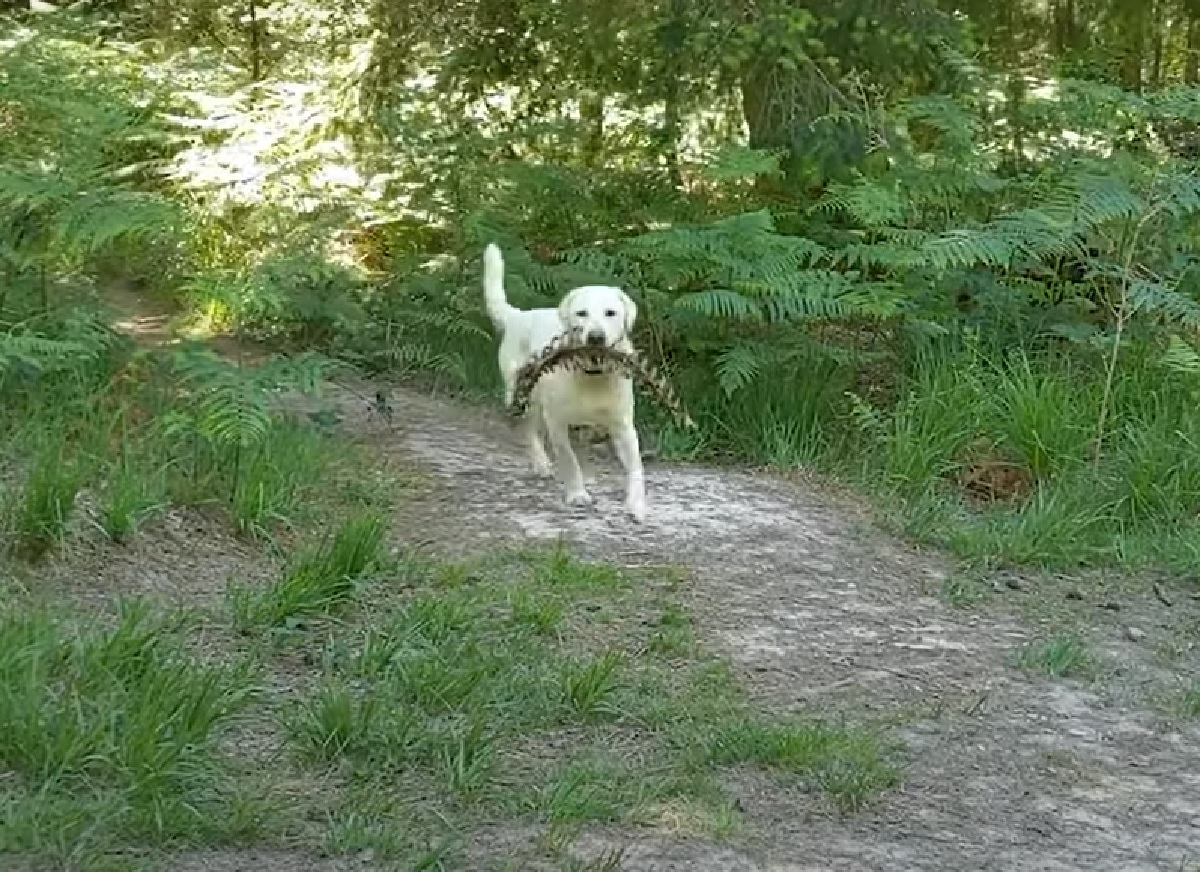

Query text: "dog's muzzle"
[582, 331, 608, 373]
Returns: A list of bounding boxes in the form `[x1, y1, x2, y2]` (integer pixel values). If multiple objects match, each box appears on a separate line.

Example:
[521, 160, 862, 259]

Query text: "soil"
[45, 291, 1200, 871]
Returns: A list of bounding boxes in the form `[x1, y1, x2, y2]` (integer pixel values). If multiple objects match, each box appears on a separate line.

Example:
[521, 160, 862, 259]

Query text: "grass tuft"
[1016, 634, 1098, 679]
[703, 719, 899, 812]
[1179, 684, 1200, 719]
[229, 511, 386, 630]
[560, 650, 624, 721]
[0, 600, 257, 861]
[11, 444, 83, 561]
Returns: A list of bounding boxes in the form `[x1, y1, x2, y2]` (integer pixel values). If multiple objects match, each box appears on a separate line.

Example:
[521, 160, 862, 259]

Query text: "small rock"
[1100, 601, 1121, 611]
[1125, 627, 1146, 642]
[1065, 590, 1083, 601]
[1004, 577, 1023, 591]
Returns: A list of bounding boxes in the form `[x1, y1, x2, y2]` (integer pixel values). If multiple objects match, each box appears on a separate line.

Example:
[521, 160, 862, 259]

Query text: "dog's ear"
[620, 290, 638, 333]
[557, 287, 582, 327]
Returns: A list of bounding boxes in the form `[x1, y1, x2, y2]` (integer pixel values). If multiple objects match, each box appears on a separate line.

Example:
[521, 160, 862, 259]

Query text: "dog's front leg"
[547, 420, 592, 507]
[523, 411, 554, 478]
[611, 423, 646, 522]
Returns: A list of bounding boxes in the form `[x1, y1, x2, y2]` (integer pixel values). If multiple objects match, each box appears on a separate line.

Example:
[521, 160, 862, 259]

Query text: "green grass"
[10, 442, 84, 561]
[0, 600, 259, 865]
[0, 330, 905, 867]
[1016, 634, 1099, 679]
[0, 345, 345, 563]
[1181, 684, 1200, 719]
[228, 511, 387, 630]
[96, 455, 166, 543]
[272, 547, 898, 847]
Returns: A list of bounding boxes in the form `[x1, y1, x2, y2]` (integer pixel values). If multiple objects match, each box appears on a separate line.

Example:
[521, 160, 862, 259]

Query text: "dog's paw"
[565, 489, 593, 507]
[531, 459, 554, 478]
[625, 497, 647, 523]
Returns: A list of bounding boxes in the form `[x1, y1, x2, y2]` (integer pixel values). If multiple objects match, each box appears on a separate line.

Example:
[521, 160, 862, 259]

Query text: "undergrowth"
[0, 313, 338, 559]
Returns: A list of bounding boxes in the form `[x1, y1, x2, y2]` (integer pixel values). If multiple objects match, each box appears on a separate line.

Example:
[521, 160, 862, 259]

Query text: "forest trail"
[332, 379, 1200, 872]
[103, 289, 1200, 872]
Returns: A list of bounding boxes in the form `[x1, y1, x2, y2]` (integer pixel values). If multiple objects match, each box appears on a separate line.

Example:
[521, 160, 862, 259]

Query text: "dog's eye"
[604, 309, 617, 318]
[575, 310, 588, 318]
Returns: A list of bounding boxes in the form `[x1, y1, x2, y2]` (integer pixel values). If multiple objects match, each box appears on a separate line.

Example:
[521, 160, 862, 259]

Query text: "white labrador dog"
[482, 243, 646, 522]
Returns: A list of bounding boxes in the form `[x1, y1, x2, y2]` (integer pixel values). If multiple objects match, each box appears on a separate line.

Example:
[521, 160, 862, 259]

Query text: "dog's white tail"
[482, 243, 516, 329]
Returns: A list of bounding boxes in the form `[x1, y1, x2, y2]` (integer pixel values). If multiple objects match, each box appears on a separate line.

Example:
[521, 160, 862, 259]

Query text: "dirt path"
[324, 380, 1200, 872]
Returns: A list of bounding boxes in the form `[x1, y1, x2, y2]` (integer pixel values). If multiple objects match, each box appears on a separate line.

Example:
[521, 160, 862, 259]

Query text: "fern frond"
[701, 145, 784, 182]
[0, 332, 93, 375]
[738, 270, 860, 322]
[1065, 175, 1144, 229]
[1156, 171, 1200, 217]
[815, 178, 905, 227]
[51, 190, 180, 256]
[714, 343, 767, 395]
[674, 289, 761, 321]
[1127, 279, 1200, 329]
[921, 229, 1014, 270]
[1159, 334, 1200, 373]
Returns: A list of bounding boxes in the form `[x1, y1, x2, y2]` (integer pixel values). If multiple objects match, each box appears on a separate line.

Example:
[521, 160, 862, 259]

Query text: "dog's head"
[557, 285, 638, 349]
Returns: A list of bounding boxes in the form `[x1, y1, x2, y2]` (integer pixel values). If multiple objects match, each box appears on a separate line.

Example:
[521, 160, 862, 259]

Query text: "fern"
[168, 351, 272, 450]
[701, 145, 784, 182]
[1127, 279, 1200, 329]
[168, 349, 333, 450]
[0, 333, 94, 377]
[1159, 334, 1200, 374]
[675, 289, 762, 321]
[816, 177, 906, 228]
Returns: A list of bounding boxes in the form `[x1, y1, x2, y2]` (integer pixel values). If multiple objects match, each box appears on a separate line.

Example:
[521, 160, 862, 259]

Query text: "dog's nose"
[585, 330, 606, 347]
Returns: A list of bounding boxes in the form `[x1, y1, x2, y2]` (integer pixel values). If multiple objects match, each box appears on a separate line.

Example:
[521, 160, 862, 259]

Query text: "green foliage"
[8, 0, 1200, 586]
[0, 20, 185, 297]
[702, 719, 899, 812]
[10, 441, 84, 561]
[274, 546, 898, 832]
[229, 512, 386, 630]
[0, 601, 257, 859]
[559, 651, 625, 721]
[1182, 685, 1200, 719]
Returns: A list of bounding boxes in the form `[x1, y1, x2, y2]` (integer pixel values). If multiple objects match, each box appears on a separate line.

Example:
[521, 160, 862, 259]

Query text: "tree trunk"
[248, 0, 263, 81]
[579, 93, 605, 167]
[1053, 0, 1078, 55]
[659, 0, 686, 188]
[1148, 0, 1164, 89]
[1006, 73, 1026, 168]
[740, 64, 786, 153]
[1188, 15, 1200, 84]
[1117, 0, 1145, 91]
[663, 78, 681, 187]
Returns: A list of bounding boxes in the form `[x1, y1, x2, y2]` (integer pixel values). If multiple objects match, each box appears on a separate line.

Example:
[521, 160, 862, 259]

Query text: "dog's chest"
[539, 370, 631, 425]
